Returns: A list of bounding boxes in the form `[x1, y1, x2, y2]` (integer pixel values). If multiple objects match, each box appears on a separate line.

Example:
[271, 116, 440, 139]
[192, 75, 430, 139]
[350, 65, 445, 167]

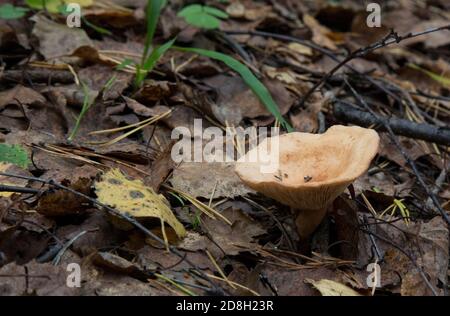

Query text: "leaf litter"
[0, 0, 449, 297]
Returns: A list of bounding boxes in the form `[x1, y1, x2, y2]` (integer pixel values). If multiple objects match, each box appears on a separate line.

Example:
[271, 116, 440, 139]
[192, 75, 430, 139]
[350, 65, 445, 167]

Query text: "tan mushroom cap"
[235, 125, 380, 211]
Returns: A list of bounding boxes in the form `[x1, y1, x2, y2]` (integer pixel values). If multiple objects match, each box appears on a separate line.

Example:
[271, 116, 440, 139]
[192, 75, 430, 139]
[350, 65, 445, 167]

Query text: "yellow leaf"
[94, 168, 186, 238]
[63, 0, 93, 7]
[306, 279, 361, 296]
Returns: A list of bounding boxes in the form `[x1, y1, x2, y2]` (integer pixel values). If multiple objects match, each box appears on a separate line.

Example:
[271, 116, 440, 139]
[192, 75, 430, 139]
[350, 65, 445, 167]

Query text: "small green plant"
[380, 198, 411, 225]
[68, 81, 93, 141]
[177, 4, 228, 29]
[0, 144, 30, 169]
[134, 0, 173, 88]
[25, 0, 92, 13]
[0, 4, 29, 19]
[135, 1, 292, 131]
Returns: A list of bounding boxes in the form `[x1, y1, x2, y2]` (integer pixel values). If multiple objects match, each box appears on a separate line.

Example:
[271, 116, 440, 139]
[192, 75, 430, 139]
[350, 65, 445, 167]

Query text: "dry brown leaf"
[31, 15, 93, 60]
[170, 162, 254, 199]
[37, 178, 91, 216]
[201, 208, 265, 256]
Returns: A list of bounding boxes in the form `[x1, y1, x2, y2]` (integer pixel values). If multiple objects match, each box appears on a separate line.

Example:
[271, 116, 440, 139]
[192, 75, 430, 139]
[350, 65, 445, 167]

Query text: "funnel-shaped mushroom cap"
[235, 125, 380, 211]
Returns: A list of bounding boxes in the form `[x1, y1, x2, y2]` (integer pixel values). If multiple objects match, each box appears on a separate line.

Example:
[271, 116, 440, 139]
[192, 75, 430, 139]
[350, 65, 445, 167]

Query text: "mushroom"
[235, 125, 380, 242]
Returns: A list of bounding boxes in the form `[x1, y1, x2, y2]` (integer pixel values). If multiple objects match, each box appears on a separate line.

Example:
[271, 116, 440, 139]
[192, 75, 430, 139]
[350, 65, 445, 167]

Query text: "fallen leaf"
[0, 85, 45, 108]
[31, 14, 93, 60]
[306, 279, 361, 296]
[95, 168, 186, 238]
[0, 261, 80, 296]
[303, 14, 337, 50]
[56, 211, 125, 256]
[204, 75, 294, 125]
[357, 215, 449, 295]
[37, 178, 91, 217]
[170, 162, 254, 199]
[201, 207, 265, 256]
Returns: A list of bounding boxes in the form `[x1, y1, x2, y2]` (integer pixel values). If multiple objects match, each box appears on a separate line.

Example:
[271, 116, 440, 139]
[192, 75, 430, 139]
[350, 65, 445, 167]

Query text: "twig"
[0, 185, 40, 195]
[224, 30, 336, 57]
[344, 80, 450, 226]
[333, 100, 450, 146]
[52, 230, 87, 265]
[296, 26, 450, 108]
[214, 31, 252, 64]
[359, 227, 438, 296]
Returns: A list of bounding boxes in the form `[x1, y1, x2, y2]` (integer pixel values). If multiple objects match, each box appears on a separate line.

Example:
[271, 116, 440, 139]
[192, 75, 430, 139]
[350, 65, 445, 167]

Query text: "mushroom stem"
[293, 207, 329, 241]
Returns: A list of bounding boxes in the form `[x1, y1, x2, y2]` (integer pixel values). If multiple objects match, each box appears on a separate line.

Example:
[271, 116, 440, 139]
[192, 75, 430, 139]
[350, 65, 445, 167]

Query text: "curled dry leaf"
[37, 178, 92, 217]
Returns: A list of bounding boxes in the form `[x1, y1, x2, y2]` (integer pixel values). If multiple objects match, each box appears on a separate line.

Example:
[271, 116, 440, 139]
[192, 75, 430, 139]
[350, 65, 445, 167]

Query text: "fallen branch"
[344, 79, 450, 227]
[333, 100, 450, 146]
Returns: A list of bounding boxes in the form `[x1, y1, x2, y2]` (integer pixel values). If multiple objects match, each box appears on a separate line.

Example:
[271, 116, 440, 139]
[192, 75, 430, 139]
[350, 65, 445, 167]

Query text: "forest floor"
[0, 0, 449, 296]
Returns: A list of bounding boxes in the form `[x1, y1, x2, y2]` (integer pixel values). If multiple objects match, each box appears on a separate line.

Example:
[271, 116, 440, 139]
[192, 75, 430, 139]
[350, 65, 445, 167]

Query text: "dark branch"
[333, 100, 450, 146]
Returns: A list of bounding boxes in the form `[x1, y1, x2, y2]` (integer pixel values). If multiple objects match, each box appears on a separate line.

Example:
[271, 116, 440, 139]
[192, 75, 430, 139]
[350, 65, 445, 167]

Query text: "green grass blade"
[173, 47, 293, 131]
[142, 0, 165, 64]
[135, 38, 176, 87]
[68, 81, 93, 141]
[408, 63, 450, 87]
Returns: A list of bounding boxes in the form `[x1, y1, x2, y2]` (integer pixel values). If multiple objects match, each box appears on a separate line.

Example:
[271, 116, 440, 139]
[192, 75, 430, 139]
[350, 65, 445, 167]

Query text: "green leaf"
[26, 0, 92, 13]
[177, 4, 202, 17]
[0, 144, 30, 169]
[143, 0, 165, 64]
[203, 6, 229, 19]
[185, 12, 221, 29]
[136, 38, 177, 87]
[177, 4, 228, 30]
[26, 0, 62, 13]
[173, 47, 293, 132]
[0, 4, 29, 19]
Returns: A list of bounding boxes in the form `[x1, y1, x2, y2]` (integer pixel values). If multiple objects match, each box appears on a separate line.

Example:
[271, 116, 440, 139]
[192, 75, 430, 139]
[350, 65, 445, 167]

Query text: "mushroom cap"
[235, 125, 380, 210]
